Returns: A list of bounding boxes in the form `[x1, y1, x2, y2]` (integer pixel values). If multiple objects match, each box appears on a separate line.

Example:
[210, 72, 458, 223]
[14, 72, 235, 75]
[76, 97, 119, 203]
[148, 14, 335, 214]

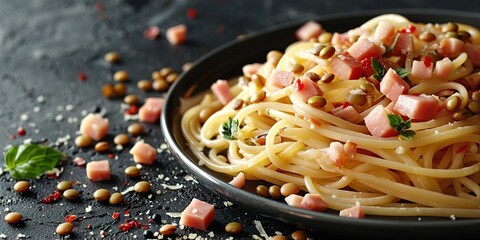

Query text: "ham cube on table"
[86, 160, 111, 181]
[180, 198, 215, 231]
[129, 141, 156, 165]
[79, 113, 109, 141]
[166, 24, 187, 45]
[139, 97, 164, 123]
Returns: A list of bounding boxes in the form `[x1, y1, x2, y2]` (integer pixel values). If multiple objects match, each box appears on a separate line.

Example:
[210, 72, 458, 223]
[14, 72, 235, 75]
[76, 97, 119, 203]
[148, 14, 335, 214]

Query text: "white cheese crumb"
[33, 106, 40, 112]
[223, 201, 233, 207]
[254, 220, 268, 239]
[0, 234, 6, 239]
[36, 96, 45, 103]
[184, 175, 198, 183]
[17, 233, 27, 239]
[20, 113, 29, 121]
[65, 104, 74, 111]
[165, 212, 182, 218]
[187, 233, 197, 239]
[161, 183, 184, 190]
[4, 208, 10, 212]
[55, 114, 64, 122]
[85, 205, 92, 213]
[394, 146, 405, 154]
[116, 144, 124, 151]
[450, 214, 456, 220]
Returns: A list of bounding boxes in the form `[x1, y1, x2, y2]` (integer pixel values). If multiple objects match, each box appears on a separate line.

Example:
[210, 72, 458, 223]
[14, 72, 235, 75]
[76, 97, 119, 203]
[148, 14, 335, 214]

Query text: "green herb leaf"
[387, 114, 416, 140]
[4, 144, 65, 180]
[384, 33, 400, 55]
[371, 58, 386, 81]
[394, 68, 410, 78]
[222, 117, 239, 140]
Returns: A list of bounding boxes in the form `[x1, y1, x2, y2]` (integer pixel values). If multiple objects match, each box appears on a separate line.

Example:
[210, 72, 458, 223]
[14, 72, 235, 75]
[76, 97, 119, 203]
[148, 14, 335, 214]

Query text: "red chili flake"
[423, 55, 432, 68]
[360, 58, 375, 77]
[186, 8, 198, 19]
[456, 144, 468, 153]
[122, 181, 129, 187]
[87, 224, 92, 229]
[65, 215, 77, 223]
[399, 24, 416, 34]
[42, 190, 62, 204]
[78, 72, 87, 82]
[125, 105, 139, 115]
[147, 219, 154, 223]
[342, 102, 350, 109]
[123, 210, 130, 216]
[112, 212, 120, 219]
[294, 79, 304, 92]
[17, 127, 26, 136]
[118, 220, 141, 232]
[141, 225, 149, 230]
[10, 134, 16, 140]
[143, 26, 161, 40]
[108, 153, 115, 159]
[95, 2, 105, 11]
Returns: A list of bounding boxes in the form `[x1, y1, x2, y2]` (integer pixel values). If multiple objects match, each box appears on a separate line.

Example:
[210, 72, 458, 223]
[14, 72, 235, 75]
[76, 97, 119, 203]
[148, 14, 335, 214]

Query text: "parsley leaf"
[394, 68, 410, 78]
[222, 117, 239, 140]
[4, 144, 65, 180]
[387, 114, 416, 140]
[383, 33, 400, 55]
[371, 58, 386, 81]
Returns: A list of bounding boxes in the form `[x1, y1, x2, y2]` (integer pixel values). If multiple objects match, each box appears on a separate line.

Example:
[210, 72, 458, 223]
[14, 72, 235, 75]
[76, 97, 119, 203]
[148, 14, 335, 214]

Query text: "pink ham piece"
[331, 105, 362, 123]
[326, 141, 346, 168]
[73, 157, 86, 166]
[300, 194, 327, 212]
[86, 160, 111, 181]
[331, 32, 351, 48]
[211, 79, 234, 105]
[339, 203, 365, 218]
[374, 20, 396, 46]
[285, 194, 304, 208]
[328, 54, 362, 80]
[293, 77, 323, 102]
[295, 21, 323, 41]
[139, 97, 164, 123]
[464, 43, 480, 68]
[392, 33, 413, 55]
[364, 105, 398, 138]
[166, 24, 187, 45]
[180, 198, 215, 231]
[380, 68, 409, 102]
[228, 172, 245, 189]
[439, 37, 464, 58]
[410, 60, 433, 79]
[242, 63, 262, 78]
[347, 38, 384, 61]
[434, 57, 452, 79]
[393, 95, 439, 121]
[129, 141, 156, 165]
[266, 69, 294, 91]
[79, 114, 109, 141]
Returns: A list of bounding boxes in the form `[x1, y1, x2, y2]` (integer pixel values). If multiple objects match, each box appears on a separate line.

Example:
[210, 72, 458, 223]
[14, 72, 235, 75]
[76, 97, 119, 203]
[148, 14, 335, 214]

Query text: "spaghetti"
[181, 14, 480, 218]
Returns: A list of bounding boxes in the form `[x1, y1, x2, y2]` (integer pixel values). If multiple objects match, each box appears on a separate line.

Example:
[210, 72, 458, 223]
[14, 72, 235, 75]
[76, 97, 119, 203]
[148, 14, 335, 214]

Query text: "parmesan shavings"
[161, 183, 184, 190]
[166, 212, 182, 218]
[254, 220, 269, 239]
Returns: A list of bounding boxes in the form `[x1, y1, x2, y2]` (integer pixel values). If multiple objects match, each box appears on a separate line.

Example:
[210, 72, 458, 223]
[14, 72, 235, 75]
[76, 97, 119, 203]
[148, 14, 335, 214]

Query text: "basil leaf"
[371, 58, 386, 81]
[387, 114, 416, 140]
[387, 114, 403, 128]
[400, 130, 416, 140]
[394, 68, 410, 78]
[222, 117, 239, 140]
[4, 144, 64, 180]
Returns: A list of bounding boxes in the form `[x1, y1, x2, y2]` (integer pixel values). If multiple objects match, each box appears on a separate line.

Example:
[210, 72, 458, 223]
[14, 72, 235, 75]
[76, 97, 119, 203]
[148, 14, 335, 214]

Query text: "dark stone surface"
[1, 1, 480, 239]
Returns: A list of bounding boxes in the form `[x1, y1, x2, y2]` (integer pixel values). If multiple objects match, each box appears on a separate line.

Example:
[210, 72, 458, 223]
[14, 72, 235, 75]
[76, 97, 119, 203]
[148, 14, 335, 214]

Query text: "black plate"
[161, 9, 480, 240]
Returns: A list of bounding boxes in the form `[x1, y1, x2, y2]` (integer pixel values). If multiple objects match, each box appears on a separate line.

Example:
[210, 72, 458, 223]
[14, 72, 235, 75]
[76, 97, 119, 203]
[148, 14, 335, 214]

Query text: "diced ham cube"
[300, 194, 327, 212]
[439, 37, 464, 58]
[380, 68, 409, 102]
[86, 160, 111, 181]
[79, 114, 109, 141]
[328, 54, 363, 80]
[434, 57, 452, 79]
[180, 198, 215, 231]
[392, 33, 413, 55]
[211, 79, 234, 105]
[293, 77, 323, 102]
[410, 60, 433, 79]
[393, 95, 439, 121]
[464, 43, 480, 68]
[166, 24, 187, 45]
[326, 141, 345, 167]
[347, 38, 384, 61]
[242, 63, 262, 78]
[266, 69, 294, 91]
[343, 141, 357, 159]
[139, 97, 164, 123]
[296, 21, 323, 41]
[285, 194, 304, 208]
[129, 141, 156, 165]
[331, 32, 351, 48]
[331, 105, 362, 123]
[374, 20, 396, 46]
[339, 203, 365, 218]
[73, 157, 86, 166]
[228, 172, 245, 189]
[364, 105, 398, 138]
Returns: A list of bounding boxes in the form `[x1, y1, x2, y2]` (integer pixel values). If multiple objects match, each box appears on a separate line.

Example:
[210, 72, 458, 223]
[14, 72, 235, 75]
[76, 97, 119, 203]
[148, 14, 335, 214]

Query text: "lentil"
[160, 224, 177, 235]
[319, 45, 335, 59]
[347, 93, 367, 105]
[159, 67, 173, 77]
[472, 91, 480, 102]
[4, 212, 22, 224]
[266, 50, 283, 66]
[199, 108, 215, 124]
[307, 96, 327, 109]
[231, 99, 244, 110]
[127, 123, 143, 135]
[280, 182, 300, 197]
[311, 44, 325, 56]
[63, 189, 80, 200]
[57, 181, 73, 191]
[457, 30, 471, 41]
[445, 96, 461, 112]
[166, 72, 179, 83]
[113, 83, 127, 96]
[114, 134, 130, 146]
[360, 82, 375, 93]
[468, 101, 480, 114]
[13, 181, 30, 193]
[153, 79, 169, 91]
[268, 236, 288, 240]
[419, 32, 436, 42]
[251, 90, 266, 103]
[104, 51, 121, 63]
[152, 71, 163, 81]
[291, 230, 309, 240]
[320, 73, 335, 83]
[305, 72, 320, 82]
[74, 135, 92, 148]
[113, 70, 129, 82]
[225, 221, 243, 235]
[134, 181, 151, 193]
[56, 222, 74, 236]
[452, 110, 472, 121]
[256, 185, 269, 197]
[93, 189, 110, 202]
[101, 83, 115, 98]
[290, 64, 304, 74]
[442, 22, 459, 32]
[123, 94, 139, 105]
[137, 79, 152, 91]
[95, 141, 109, 152]
[124, 166, 141, 177]
[269, 185, 282, 199]
[318, 32, 333, 43]
[109, 192, 123, 205]
[445, 31, 458, 39]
